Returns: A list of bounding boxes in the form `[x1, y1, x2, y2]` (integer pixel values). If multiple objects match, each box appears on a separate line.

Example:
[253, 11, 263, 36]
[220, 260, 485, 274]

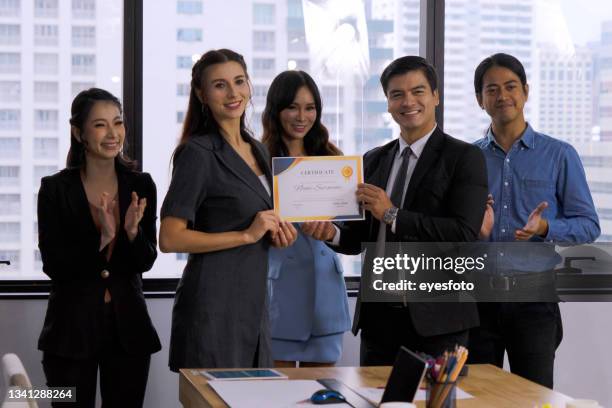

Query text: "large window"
[0, 0, 122, 280]
[4, 1, 607, 284]
[143, 0, 420, 277]
[443, 0, 612, 241]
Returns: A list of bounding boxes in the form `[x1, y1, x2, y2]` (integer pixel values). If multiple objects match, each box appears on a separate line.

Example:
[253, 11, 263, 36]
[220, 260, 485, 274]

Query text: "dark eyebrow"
[92, 115, 122, 122]
[485, 80, 518, 89]
[211, 75, 245, 83]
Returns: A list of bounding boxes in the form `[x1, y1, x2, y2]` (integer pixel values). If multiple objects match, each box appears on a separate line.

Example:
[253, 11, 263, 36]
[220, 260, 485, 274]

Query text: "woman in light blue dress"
[262, 70, 351, 367]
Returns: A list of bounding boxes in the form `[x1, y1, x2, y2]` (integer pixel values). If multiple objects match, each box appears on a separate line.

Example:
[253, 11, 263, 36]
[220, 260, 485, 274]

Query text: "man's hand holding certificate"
[272, 156, 364, 222]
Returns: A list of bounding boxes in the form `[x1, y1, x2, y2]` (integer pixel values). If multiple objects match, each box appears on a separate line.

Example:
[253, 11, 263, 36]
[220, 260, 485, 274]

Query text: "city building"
[0, 0, 121, 278]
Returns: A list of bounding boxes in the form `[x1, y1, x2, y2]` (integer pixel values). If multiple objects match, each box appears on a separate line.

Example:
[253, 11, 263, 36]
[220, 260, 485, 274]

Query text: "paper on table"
[355, 386, 474, 405]
[208, 379, 347, 407]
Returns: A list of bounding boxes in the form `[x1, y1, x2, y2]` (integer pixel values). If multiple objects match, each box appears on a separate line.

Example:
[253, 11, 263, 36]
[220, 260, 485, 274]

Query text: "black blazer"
[335, 128, 488, 337]
[37, 165, 161, 359]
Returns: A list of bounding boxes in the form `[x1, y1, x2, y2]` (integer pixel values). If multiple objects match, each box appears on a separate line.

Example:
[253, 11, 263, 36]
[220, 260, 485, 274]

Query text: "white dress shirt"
[330, 124, 437, 245]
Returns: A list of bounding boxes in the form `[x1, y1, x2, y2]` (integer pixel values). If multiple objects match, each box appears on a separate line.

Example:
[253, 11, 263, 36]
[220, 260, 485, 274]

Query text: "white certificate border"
[272, 156, 365, 222]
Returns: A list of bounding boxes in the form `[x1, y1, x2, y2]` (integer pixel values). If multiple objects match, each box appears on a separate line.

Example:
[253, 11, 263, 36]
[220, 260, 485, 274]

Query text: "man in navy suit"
[304, 56, 488, 364]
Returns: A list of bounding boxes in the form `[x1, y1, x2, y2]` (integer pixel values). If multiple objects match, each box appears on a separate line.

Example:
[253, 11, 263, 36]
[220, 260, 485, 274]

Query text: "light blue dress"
[267, 229, 351, 363]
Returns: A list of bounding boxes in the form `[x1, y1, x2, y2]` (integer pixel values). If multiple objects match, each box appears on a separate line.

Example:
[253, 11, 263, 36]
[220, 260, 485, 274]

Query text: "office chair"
[1, 353, 38, 408]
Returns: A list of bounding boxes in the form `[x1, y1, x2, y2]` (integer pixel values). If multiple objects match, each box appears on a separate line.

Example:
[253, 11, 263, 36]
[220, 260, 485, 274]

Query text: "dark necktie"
[390, 146, 412, 208]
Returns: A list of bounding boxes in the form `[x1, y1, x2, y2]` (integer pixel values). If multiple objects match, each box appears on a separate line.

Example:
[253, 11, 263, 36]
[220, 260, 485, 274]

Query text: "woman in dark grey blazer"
[159, 49, 297, 371]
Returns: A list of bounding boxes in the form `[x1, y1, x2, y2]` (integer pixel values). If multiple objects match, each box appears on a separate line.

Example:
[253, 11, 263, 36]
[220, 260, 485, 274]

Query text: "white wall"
[0, 298, 610, 407]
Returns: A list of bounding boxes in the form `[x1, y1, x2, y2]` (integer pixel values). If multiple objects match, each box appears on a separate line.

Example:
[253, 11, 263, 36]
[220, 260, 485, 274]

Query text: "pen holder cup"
[425, 380, 456, 408]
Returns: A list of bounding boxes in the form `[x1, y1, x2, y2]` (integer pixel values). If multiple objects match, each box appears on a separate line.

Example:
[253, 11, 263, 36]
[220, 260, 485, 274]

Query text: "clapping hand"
[125, 191, 147, 242]
[98, 192, 117, 250]
[479, 194, 495, 239]
[515, 201, 549, 241]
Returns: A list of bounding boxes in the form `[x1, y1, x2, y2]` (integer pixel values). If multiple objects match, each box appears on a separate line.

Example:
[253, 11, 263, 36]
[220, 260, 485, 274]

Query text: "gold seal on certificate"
[272, 156, 364, 222]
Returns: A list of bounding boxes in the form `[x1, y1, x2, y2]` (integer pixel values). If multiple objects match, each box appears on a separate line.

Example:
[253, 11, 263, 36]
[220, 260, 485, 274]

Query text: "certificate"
[272, 156, 364, 222]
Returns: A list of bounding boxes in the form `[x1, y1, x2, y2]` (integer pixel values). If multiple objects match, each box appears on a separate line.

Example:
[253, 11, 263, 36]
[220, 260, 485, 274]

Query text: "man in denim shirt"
[470, 53, 600, 388]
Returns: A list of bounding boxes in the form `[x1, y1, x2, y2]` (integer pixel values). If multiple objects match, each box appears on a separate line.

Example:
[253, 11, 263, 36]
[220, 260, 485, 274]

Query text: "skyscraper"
[0, 0, 121, 278]
[538, 43, 594, 144]
[444, 0, 535, 141]
[598, 21, 612, 141]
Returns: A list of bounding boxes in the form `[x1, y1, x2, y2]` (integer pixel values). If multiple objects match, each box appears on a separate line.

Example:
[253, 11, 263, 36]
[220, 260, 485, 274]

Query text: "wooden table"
[179, 364, 573, 408]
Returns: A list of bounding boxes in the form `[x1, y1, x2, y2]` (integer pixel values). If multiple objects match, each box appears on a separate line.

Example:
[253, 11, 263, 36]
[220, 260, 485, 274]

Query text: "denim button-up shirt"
[474, 124, 600, 273]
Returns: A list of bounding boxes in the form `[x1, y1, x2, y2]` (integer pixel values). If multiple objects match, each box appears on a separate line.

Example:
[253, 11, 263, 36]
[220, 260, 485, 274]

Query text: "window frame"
[0, 0, 438, 296]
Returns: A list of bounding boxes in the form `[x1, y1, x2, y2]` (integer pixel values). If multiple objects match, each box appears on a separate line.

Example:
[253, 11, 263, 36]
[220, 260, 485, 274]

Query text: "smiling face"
[74, 101, 125, 161]
[197, 61, 250, 123]
[279, 86, 317, 145]
[477, 65, 528, 127]
[386, 69, 439, 140]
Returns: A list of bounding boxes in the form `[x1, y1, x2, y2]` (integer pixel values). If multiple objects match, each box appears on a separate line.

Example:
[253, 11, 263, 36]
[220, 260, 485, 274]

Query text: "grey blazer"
[161, 132, 273, 370]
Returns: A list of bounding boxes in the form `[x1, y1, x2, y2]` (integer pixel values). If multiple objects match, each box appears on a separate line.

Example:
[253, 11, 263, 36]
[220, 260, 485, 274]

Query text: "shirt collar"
[486, 122, 536, 150]
[398, 123, 437, 159]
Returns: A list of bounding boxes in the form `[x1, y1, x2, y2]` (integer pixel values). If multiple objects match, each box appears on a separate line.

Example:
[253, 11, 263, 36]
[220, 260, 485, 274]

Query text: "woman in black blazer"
[37, 88, 161, 407]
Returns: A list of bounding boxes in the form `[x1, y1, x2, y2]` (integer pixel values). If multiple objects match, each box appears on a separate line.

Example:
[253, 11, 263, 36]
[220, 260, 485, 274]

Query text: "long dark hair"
[174, 49, 253, 162]
[67, 87, 136, 170]
[262, 70, 341, 158]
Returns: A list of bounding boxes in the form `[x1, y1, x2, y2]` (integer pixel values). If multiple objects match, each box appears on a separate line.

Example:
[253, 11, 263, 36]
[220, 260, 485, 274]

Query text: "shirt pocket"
[522, 178, 556, 212]
[523, 178, 555, 189]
